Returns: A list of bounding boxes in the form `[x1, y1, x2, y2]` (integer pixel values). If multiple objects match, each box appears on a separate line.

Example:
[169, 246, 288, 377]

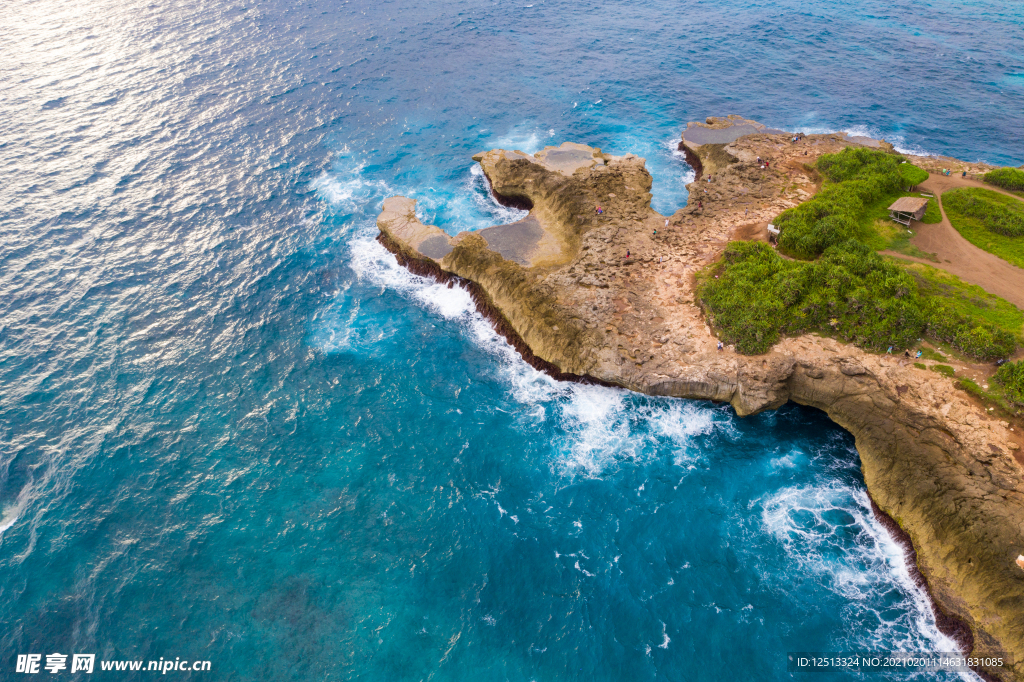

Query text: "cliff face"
[377, 133, 1024, 681]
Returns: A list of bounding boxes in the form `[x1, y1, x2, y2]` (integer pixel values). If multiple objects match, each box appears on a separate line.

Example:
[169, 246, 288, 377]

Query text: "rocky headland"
[377, 116, 1024, 681]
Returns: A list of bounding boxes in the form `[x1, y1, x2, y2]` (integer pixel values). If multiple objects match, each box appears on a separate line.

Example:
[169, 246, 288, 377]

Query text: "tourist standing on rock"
[717, 341, 723, 351]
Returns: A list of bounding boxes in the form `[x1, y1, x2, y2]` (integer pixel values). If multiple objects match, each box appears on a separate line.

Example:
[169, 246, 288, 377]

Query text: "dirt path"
[886, 173, 1024, 309]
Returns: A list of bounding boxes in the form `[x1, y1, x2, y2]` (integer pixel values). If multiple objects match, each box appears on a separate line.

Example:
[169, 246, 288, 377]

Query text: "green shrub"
[699, 240, 926, 354]
[921, 196, 942, 224]
[777, 148, 907, 259]
[925, 299, 1017, 361]
[956, 377, 986, 401]
[797, 240, 925, 350]
[943, 188, 1024, 237]
[816, 147, 904, 185]
[709, 151, 1024, 360]
[984, 167, 1024, 192]
[994, 361, 1024, 407]
[701, 242, 1020, 359]
[900, 163, 929, 187]
[698, 241, 802, 354]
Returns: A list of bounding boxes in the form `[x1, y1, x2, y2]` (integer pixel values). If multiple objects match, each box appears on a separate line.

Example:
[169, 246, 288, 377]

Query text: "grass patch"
[868, 218, 939, 261]
[995, 360, 1024, 407]
[905, 263, 1024, 339]
[957, 372, 1024, 417]
[943, 187, 1024, 269]
[921, 196, 942, 223]
[914, 362, 927, 370]
[984, 167, 1024, 192]
[931, 364, 956, 377]
[918, 347, 947, 362]
[957, 377, 986, 400]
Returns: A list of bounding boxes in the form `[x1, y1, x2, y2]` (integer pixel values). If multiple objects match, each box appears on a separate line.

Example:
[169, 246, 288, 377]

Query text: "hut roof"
[888, 197, 929, 214]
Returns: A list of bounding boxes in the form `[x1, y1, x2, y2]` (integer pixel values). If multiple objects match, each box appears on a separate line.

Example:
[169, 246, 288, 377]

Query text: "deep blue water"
[2, 0, 1022, 679]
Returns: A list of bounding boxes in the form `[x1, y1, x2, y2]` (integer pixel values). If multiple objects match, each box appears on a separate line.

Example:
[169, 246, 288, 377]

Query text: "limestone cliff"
[377, 129, 1024, 681]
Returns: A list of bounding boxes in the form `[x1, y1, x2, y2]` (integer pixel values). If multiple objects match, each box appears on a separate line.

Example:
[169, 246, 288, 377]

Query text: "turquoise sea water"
[2, 0, 1022, 679]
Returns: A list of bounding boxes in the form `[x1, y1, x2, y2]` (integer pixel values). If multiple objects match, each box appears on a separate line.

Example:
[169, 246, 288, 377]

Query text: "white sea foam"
[309, 226, 478, 353]
[311, 165, 394, 216]
[796, 123, 937, 158]
[330, 220, 565, 410]
[466, 164, 529, 227]
[489, 126, 546, 155]
[0, 511, 19, 535]
[647, 400, 718, 465]
[657, 620, 671, 649]
[552, 385, 633, 476]
[548, 384, 729, 477]
[666, 136, 697, 182]
[761, 480, 971, 667]
[0, 485, 34, 538]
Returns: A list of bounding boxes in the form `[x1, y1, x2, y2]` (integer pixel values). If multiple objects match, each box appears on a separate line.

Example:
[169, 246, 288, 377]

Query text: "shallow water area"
[3, 0, 1021, 678]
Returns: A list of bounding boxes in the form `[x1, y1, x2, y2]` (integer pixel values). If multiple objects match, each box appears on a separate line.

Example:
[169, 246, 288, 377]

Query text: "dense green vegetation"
[700, 240, 924, 354]
[700, 240, 1021, 357]
[699, 148, 1024, 359]
[945, 188, 1024, 236]
[775, 148, 930, 259]
[984, 167, 1024, 192]
[994, 361, 1024, 407]
[942, 188, 1024, 269]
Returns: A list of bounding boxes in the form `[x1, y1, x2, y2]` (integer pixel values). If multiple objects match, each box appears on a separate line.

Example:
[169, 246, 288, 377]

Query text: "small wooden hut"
[887, 197, 929, 226]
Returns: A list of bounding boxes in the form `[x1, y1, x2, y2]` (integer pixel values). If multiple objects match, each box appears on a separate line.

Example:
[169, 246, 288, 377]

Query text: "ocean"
[1, 0, 1022, 679]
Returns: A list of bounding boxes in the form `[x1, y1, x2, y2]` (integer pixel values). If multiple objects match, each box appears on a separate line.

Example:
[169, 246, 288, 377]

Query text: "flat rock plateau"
[377, 115, 1024, 681]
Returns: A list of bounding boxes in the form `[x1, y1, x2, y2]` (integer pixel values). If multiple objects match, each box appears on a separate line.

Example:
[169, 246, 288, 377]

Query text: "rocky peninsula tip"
[377, 116, 1024, 681]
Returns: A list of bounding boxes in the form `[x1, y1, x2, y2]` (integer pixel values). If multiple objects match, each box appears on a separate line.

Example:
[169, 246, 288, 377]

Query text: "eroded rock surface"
[378, 131, 1024, 681]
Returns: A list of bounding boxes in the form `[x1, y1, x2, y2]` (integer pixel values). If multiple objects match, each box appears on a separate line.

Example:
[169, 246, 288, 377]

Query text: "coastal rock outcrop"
[378, 129, 1024, 681]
